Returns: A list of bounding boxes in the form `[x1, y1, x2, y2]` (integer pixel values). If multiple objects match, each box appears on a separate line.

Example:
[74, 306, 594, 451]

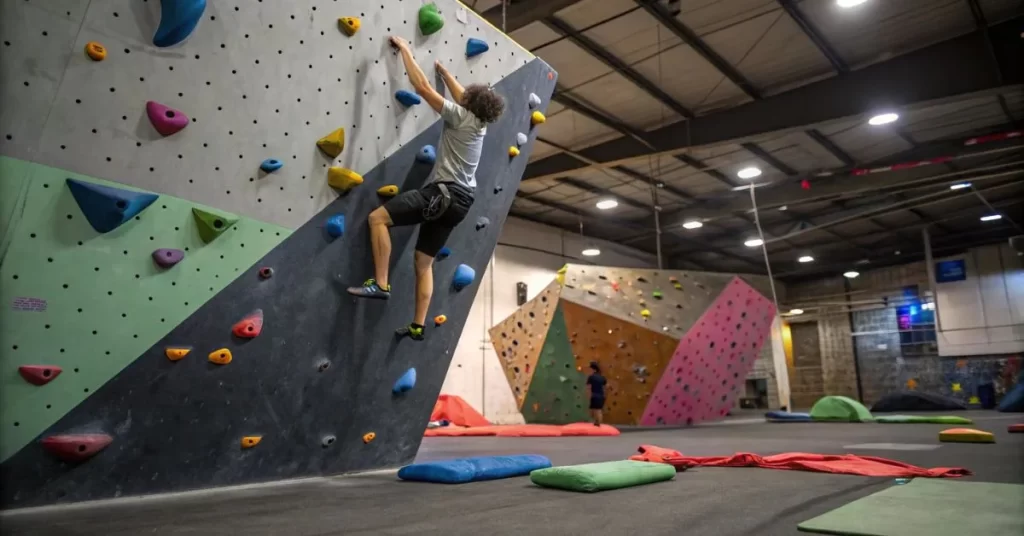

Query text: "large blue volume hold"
[153, 0, 207, 47]
[66, 178, 159, 233]
[395, 90, 422, 107]
[393, 368, 417, 394]
[452, 264, 475, 291]
[398, 455, 552, 484]
[466, 38, 489, 58]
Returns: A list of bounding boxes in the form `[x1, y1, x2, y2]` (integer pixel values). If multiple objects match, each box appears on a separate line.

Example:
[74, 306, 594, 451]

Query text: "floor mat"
[797, 479, 1024, 536]
[874, 415, 972, 424]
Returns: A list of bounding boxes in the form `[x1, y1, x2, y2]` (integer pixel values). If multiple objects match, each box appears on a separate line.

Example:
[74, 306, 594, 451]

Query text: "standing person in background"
[586, 361, 606, 427]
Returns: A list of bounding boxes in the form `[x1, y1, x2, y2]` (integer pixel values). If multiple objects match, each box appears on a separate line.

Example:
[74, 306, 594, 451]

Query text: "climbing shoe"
[395, 323, 425, 341]
[347, 279, 391, 300]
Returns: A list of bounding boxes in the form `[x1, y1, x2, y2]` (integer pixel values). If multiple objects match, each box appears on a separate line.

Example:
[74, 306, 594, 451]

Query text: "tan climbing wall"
[489, 281, 562, 409]
[561, 300, 678, 425]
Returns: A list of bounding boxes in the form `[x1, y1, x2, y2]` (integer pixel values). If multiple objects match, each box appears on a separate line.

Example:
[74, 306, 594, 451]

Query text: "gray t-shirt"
[432, 99, 486, 190]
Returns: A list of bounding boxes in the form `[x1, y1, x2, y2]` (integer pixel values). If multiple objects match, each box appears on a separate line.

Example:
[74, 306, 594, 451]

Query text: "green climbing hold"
[192, 207, 238, 243]
[418, 3, 444, 36]
[652, 290, 663, 299]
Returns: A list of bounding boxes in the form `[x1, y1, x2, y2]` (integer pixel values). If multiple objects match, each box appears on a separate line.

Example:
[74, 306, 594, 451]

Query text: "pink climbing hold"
[41, 434, 113, 462]
[152, 248, 185, 268]
[18, 365, 63, 386]
[146, 101, 189, 136]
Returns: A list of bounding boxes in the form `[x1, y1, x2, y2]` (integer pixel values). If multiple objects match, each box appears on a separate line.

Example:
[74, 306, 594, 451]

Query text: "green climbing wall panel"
[520, 304, 589, 424]
[0, 157, 292, 461]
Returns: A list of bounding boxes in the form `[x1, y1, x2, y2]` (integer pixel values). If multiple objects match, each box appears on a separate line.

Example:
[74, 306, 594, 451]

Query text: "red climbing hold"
[41, 434, 113, 462]
[18, 365, 63, 386]
[232, 309, 264, 339]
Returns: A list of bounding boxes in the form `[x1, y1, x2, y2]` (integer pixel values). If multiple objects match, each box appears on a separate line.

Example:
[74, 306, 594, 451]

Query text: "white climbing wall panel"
[0, 0, 532, 229]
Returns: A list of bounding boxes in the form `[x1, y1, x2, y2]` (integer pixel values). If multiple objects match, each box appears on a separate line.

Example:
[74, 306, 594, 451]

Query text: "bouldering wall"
[520, 305, 590, 424]
[489, 280, 561, 409]
[1, 0, 555, 508]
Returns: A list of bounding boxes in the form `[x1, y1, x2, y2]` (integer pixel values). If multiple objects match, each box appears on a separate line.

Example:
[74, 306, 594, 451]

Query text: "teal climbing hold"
[453, 264, 476, 291]
[396, 90, 422, 107]
[393, 368, 417, 394]
[418, 3, 445, 36]
[466, 38, 489, 58]
[260, 158, 283, 172]
[326, 214, 345, 239]
[436, 246, 451, 260]
[153, 0, 207, 48]
[417, 145, 436, 164]
[66, 178, 158, 234]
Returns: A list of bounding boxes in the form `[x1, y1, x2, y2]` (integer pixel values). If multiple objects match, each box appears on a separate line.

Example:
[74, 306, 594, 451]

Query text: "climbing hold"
[652, 290, 663, 299]
[363, 432, 376, 444]
[146, 101, 189, 136]
[436, 247, 451, 260]
[393, 368, 417, 394]
[528, 93, 541, 109]
[531, 111, 546, 126]
[41, 434, 113, 462]
[152, 248, 185, 268]
[418, 3, 444, 35]
[493, 185, 504, 194]
[208, 348, 232, 365]
[241, 436, 262, 449]
[337, 16, 361, 36]
[153, 0, 206, 47]
[66, 178, 158, 234]
[317, 128, 346, 158]
[453, 264, 476, 291]
[395, 89, 422, 107]
[85, 41, 106, 61]
[192, 207, 238, 243]
[641, 309, 651, 318]
[475, 217, 490, 230]
[321, 435, 336, 448]
[165, 347, 191, 361]
[317, 360, 331, 372]
[18, 365, 62, 386]
[516, 132, 528, 146]
[673, 282, 683, 290]
[434, 314, 447, 326]
[466, 37, 489, 58]
[559, 375, 567, 383]
[508, 146, 520, 157]
[260, 158, 283, 173]
[232, 309, 264, 339]
[327, 167, 363, 191]
[417, 145, 436, 164]
[556, 264, 568, 285]
[258, 267, 274, 279]
[326, 214, 345, 239]
[377, 185, 399, 197]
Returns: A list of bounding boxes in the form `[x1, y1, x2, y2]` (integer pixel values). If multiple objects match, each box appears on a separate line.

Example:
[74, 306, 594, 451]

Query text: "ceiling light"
[980, 214, 1002, 222]
[788, 309, 805, 315]
[798, 255, 814, 263]
[595, 199, 618, 210]
[581, 247, 601, 257]
[837, 0, 868, 7]
[778, 205, 788, 211]
[737, 166, 762, 179]
[682, 221, 703, 230]
[868, 112, 899, 126]
[949, 182, 971, 190]
[744, 238, 764, 247]
[843, 270, 860, 279]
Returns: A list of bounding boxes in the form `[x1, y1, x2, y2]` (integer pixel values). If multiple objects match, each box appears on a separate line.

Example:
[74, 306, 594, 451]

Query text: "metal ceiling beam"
[964, 0, 1004, 84]
[805, 129, 856, 167]
[523, 15, 1024, 180]
[741, 142, 798, 176]
[777, 0, 849, 73]
[478, 0, 580, 33]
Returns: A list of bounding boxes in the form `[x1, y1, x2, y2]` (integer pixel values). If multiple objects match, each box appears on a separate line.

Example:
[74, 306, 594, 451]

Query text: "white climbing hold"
[528, 93, 541, 109]
[516, 132, 528, 146]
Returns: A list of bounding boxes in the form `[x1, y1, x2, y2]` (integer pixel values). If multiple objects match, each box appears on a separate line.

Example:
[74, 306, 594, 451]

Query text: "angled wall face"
[520, 304, 589, 424]
[488, 280, 561, 409]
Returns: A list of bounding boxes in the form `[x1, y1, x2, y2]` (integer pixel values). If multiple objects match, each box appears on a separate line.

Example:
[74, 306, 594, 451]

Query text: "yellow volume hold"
[327, 167, 363, 192]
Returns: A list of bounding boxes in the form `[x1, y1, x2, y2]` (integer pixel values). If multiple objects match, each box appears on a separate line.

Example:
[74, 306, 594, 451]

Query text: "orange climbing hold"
[85, 41, 106, 61]
[241, 436, 262, 449]
[165, 347, 192, 361]
[232, 309, 264, 339]
[208, 348, 233, 365]
[363, 432, 376, 444]
[434, 314, 448, 326]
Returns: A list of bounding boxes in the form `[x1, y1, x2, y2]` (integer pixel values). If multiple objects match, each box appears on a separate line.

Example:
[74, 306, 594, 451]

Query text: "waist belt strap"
[422, 183, 453, 221]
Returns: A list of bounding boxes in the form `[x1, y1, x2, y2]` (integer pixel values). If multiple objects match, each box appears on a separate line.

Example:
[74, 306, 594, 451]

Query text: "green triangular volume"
[191, 207, 238, 243]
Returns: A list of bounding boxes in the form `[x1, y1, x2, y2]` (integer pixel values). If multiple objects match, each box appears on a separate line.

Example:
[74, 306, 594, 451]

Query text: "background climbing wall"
[642, 277, 777, 426]
[489, 280, 560, 409]
[519, 304, 590, 424]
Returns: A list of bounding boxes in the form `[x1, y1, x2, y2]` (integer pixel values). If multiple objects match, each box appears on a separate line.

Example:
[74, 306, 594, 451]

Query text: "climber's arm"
[435, 61, 464, 103]
[391, 36, 444, 114]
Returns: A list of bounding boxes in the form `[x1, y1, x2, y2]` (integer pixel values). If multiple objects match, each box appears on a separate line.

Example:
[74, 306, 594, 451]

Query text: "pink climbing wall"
[640, 277, 776, 426]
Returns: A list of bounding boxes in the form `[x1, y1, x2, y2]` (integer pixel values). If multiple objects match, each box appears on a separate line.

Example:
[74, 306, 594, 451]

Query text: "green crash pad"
[810, 395, 874, 422]
[798, 479, 1024, 536]
[875, 415, 973, 425]
[530, 460, 676, 492]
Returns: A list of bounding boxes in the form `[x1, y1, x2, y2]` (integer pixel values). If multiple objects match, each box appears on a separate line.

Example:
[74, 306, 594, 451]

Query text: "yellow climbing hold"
[641, 309, 651, 318]
[362, 432, 376, 444]
[338, 17, 361, 36]
[673, 282, 683, 290]
[508, 146, 520, 157]
[556, 264, 568, 285]
[241, 436, 262, 449]
[968, 395, 980, 404]
[531, 111, 546, 126]
[377, 185, 399, 197]
[952, 383, 962, 392]
[85, 41, 106, 61]
[327, 167, 363, 191]
[317, 127, 345, 158]
[164, 347, 191, 361]
[208, 348, 233, 365]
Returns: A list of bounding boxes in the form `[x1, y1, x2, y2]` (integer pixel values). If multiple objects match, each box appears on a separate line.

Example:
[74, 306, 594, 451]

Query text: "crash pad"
[430, 394, 489, 427]
[1008, 423, 1024, 433]
[875, 415, 973, 425]
[871, 391, 966, 412]
[938, 428, 995, 443]
[398, 455, 551, 484]
[997, 382, 1024, 412]
[530, 461, 676, 493]
[810, 395, 874, 422]
[765, 411, 813, 422]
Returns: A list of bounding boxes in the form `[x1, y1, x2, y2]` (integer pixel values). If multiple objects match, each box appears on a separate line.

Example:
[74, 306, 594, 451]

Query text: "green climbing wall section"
[0, 157, 291, 461]
[520, 304, 590, 424]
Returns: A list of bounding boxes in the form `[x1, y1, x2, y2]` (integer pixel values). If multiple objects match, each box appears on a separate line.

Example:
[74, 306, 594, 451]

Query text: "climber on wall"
[347, 35, 505, 341]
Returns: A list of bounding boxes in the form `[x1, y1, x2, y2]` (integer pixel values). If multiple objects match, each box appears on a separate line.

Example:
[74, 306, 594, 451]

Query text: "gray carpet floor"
[1, 411, 1021, 535]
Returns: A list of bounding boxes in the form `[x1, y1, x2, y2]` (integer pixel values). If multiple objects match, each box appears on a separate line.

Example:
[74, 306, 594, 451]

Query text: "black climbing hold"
[493, 185, 504, 194]
[321, 435, 336, 448]
[258, 267, 273, 279]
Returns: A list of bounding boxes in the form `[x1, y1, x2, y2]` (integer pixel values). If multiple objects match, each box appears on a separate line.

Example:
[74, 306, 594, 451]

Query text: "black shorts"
[589, 397, 605, 410]
[384, 182, 474, 256]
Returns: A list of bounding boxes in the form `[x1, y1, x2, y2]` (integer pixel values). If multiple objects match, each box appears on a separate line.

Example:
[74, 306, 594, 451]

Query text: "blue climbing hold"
[466, 38, 489, 58]
[453, 264, 476, 291]
[153, 0, 207, 48]
[66, 178, 158, 233]
[393, 368, 417, 394]
[417, 145, 436, 164]
[326, 214, 345, 239]
[395, 89, 422, 107]
[436, 246, 451, 260]
[260, 158, 283, 172]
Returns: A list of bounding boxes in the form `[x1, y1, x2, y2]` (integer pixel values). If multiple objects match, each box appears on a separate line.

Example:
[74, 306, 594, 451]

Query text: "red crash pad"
[430, 395, 490, 427]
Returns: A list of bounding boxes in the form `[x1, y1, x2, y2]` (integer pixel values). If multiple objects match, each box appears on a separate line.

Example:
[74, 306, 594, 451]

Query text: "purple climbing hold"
[152, 248, 185, 268]
[146, 101, 189, 136]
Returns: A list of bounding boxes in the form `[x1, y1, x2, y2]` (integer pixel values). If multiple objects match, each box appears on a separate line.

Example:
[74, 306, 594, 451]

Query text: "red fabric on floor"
[430, 395, 490, 427]
[630, 444, 971, 478]
[423, 423, 620, 437]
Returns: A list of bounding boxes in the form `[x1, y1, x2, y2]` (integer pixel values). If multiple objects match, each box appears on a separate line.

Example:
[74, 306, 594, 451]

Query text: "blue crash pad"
[997, 382, 1024, 412]
[398, 455, 552, 484]
[765, 411, 813, 422]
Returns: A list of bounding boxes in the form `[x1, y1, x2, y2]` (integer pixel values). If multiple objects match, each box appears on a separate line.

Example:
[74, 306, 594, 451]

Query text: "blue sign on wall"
[935, 259, 967, 283]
